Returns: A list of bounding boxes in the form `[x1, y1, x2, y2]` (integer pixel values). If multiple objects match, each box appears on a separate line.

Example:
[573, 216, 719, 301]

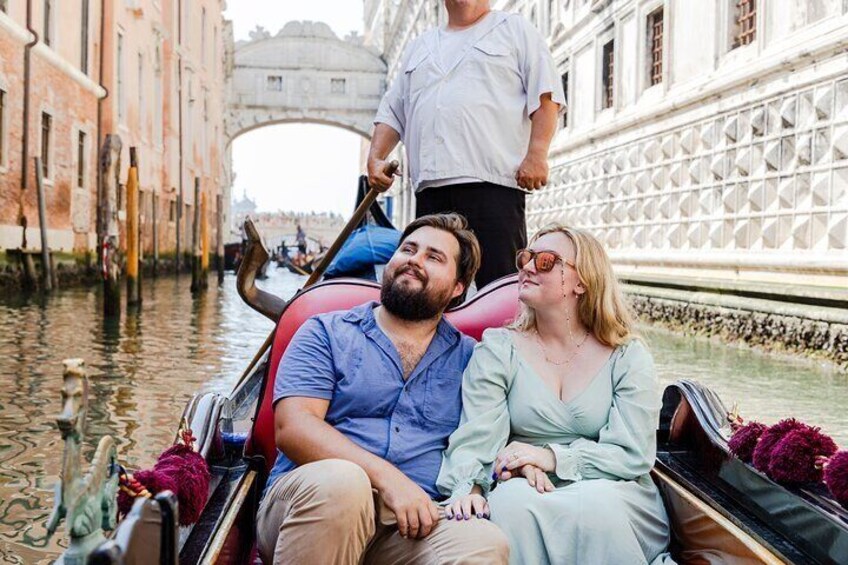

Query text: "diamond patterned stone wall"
[532, 78, 848, 261]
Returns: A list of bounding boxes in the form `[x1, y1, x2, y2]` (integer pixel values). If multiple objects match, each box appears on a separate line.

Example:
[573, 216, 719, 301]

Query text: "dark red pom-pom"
[728, 421, 767, 463]
[752, 419, 804, 473]
[117, 468, 178, 516]
[155, 448, 211, 526]
[824, 451, 848, 506]
[768, 427, 838, 484]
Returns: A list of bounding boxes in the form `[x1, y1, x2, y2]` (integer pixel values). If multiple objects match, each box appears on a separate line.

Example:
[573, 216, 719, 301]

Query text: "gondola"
[53, 181, 846, 564]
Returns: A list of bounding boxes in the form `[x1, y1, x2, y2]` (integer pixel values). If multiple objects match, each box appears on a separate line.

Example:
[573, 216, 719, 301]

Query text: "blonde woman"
[437, 225, 671, 564]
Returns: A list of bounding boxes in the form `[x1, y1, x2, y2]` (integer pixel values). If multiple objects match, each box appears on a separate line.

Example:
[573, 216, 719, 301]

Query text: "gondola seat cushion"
[245, 276, 520, 473]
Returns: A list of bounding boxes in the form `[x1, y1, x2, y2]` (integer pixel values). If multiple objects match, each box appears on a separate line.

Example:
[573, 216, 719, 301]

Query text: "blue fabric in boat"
[324, 225, 400, 280]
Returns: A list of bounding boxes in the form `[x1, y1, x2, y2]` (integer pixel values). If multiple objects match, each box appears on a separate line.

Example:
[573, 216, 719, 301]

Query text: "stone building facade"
[372, 0, 848, 290]
[0, 0, 231, 259]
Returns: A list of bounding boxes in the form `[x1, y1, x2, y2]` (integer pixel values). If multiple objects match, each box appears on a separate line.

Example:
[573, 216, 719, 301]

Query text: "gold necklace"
[534, 329, 590, 366]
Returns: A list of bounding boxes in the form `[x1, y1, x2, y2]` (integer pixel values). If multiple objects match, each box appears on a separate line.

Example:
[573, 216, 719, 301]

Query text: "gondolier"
[368, 0, 564, 288]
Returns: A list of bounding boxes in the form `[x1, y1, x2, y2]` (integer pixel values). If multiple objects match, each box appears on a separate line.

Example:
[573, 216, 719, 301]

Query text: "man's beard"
[381, 265, 453, 321]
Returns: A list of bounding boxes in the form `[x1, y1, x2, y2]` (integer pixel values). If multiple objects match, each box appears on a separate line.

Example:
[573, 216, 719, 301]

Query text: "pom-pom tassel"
[767, 426, 838, 484]
[824, 451, 848, 507]
[728, 421, 767, 463]
[752, 418, 804, 473]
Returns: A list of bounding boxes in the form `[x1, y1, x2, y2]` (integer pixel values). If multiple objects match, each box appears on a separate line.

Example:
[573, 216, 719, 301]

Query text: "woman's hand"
[444, 493, 489, 521]
[493, 441, 556, 476]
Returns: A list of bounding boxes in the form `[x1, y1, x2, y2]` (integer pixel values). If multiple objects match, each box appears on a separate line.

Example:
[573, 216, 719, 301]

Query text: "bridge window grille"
[561, 71, 568, 127]
[331, 78, 346, 94]
[602, 39, 614, 109]
[733, 0, 756, 47]
[649, 8, 663, 86]
[267, 76, 283, 91]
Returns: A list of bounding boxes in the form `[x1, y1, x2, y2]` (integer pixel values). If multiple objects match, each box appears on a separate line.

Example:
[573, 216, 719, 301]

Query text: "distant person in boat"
[295, 224, 307, 255]
[256, 213, 509, 565]
[437, 225, 673, 564]
[368, 0, 564, 290]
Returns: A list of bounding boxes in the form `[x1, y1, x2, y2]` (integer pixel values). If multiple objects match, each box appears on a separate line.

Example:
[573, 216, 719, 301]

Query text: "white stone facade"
[375, 1, 848, 287]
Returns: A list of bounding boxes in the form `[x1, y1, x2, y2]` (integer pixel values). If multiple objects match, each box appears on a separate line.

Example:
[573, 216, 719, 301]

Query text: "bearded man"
[256, 214, 509, 565]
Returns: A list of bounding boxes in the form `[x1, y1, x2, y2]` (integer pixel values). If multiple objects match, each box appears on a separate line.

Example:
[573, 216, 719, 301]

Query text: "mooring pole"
[33, 156, 52, 291]
[200, 190, 209, 290]
[100, 135, 122, 317]
[126, 147, 140, 306]
[216, 193, 224, 284]
[190, 177, 202, 293]
[152, 191, 159, 277]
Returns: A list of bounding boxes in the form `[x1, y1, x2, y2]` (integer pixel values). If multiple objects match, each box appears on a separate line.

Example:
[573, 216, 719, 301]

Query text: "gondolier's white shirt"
[374, 11, 565, 192]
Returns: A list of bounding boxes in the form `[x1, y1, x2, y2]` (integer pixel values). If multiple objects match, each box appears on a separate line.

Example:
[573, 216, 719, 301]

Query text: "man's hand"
[377, 470, 440, 539]
[515, 151, 549, 191]
[367, 158, 400, 193]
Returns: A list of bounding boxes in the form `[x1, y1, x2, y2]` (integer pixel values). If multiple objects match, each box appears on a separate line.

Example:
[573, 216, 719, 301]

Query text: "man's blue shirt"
[266, 301, 476, 499]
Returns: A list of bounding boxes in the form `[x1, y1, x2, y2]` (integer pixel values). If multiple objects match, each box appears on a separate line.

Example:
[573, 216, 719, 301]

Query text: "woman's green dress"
[437, 328, 671, 564]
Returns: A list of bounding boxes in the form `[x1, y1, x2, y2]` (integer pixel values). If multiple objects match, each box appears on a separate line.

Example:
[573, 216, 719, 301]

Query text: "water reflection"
[0, 269, 843, 562]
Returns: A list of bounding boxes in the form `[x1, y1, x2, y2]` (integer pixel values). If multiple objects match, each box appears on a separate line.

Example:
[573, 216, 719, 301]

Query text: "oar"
[231, 161, 399, 393]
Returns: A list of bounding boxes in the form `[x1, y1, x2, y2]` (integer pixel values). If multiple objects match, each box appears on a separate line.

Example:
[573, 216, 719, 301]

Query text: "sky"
[223, 2, 366, 218]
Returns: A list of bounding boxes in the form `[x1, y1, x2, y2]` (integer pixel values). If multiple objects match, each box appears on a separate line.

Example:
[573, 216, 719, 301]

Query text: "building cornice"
[0, 10, 34, 43]
[33, 44, 107, 99]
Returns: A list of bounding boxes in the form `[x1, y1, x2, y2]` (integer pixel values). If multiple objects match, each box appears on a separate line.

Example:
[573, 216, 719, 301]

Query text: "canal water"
[0, 269, 845, 563]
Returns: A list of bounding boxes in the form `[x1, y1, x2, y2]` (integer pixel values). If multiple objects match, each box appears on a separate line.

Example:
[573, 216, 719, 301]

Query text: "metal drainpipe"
[20, 0, 39, 247]
[96, 0, 109, 242]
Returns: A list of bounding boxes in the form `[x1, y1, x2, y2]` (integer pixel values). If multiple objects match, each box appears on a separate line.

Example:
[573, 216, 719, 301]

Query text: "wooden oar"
[230, 161, 399, 393]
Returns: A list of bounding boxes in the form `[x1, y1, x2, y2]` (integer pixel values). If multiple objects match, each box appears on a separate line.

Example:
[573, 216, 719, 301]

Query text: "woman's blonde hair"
[510, 224, 636, 347]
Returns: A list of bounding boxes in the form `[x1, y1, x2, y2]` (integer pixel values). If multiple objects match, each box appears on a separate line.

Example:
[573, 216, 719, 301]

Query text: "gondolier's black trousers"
[415, 181, 526, 289]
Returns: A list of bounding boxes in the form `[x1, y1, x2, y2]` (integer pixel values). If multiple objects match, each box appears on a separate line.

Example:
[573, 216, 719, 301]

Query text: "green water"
[0, 269, 844, 563]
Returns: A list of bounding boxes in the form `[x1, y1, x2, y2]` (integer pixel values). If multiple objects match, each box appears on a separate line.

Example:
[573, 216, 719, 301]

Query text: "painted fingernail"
[464, 513, 470, 519]
[476, 512, 482, 518]
[491, 472, 498, 480]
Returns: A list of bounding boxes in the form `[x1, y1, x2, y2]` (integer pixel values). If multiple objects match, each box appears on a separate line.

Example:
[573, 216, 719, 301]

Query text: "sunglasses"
[515, 249, 575, 273]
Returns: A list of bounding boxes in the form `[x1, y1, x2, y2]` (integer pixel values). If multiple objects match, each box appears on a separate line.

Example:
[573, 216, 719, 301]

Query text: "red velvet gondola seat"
[244, 276, 520, 474]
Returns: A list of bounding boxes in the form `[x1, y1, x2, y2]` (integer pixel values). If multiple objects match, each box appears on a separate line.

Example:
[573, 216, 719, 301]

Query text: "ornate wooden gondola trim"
[652, 467, 784, 564]
[197, 470, 257, 565]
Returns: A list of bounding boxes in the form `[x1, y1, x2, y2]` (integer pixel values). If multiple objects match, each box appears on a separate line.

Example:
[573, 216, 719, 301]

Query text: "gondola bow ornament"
[47, 359, 120, 565]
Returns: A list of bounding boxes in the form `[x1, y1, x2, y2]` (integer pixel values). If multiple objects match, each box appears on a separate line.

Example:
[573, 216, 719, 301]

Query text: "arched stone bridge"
[226, 21, 387, 143]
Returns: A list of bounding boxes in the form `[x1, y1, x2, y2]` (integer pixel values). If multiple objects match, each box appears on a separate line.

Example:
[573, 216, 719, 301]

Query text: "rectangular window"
[182, 0, 190, 48]
[41, 112, 51, 179]
[170, 199, 176, 222]
[649, 8, 663, 86]
[201, 7, 207, 65]
[43, 0, 53, 46]
[117, 33, 125, 122]
[0, 90, 5, 165]
[267, 75, 283, 91]
[81, 0, 90, 73]
[733, 0, 756, 47]
[602, 40, 614, 109]
[331, 78, 346, 94]
[77, 131, 86, 188]
[138, 53, 144, 129]
[561, 72, 569, 127]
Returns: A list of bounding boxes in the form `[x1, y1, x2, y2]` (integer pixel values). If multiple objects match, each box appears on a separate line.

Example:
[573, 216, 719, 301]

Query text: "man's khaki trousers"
[256, 459, 509, 565]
